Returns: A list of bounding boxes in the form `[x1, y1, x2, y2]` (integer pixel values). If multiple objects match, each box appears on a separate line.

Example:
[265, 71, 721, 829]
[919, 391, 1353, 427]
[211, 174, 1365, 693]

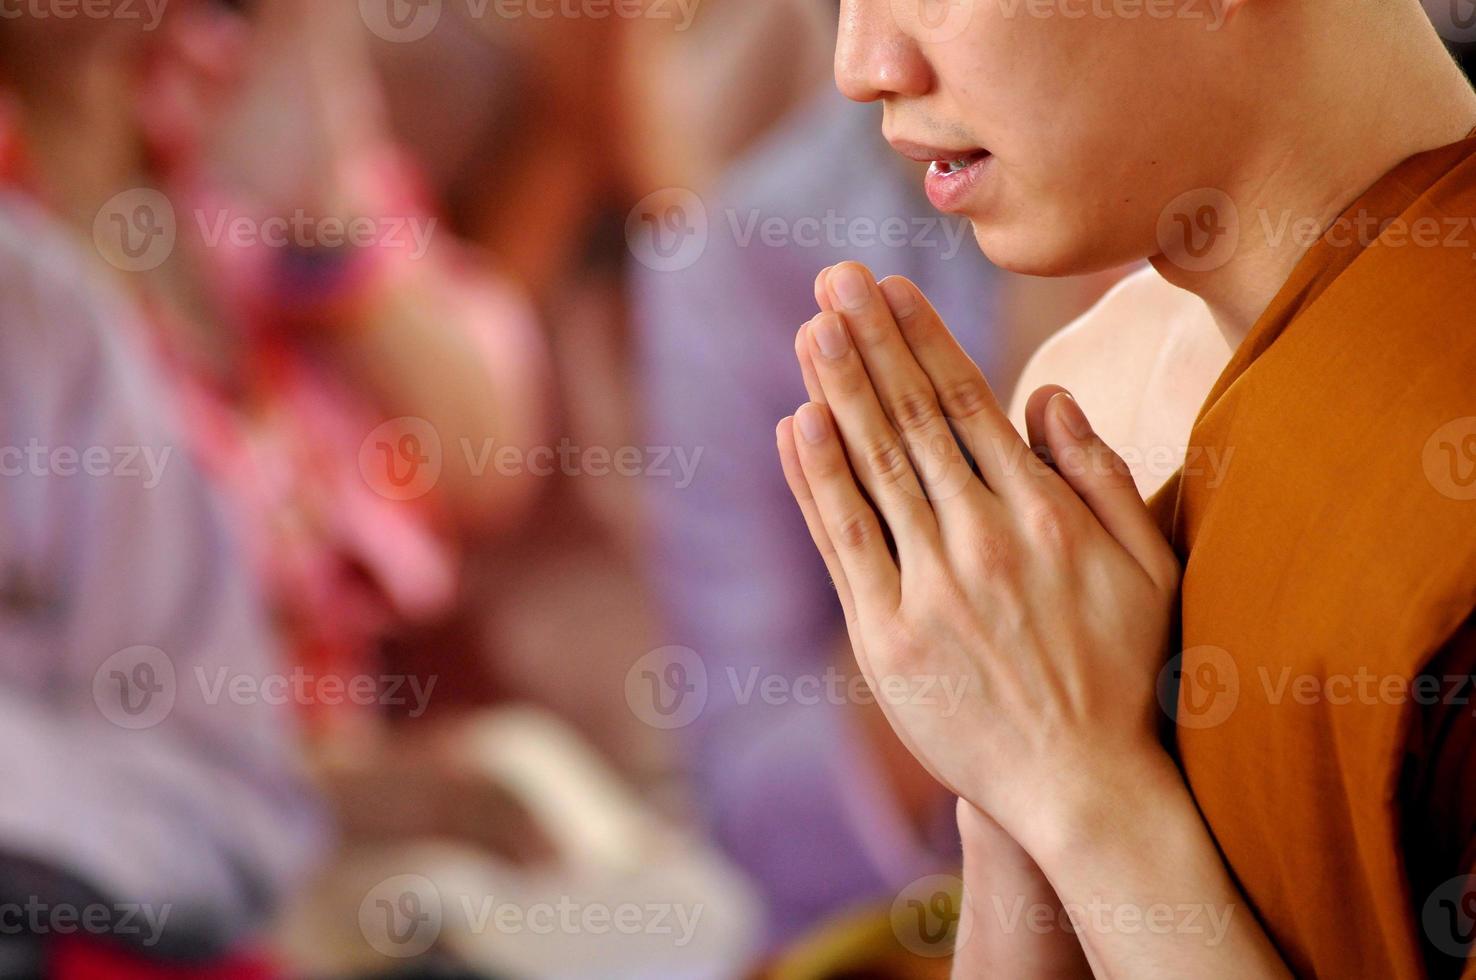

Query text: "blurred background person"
[0, 0, 569, 872]
[0, 108, 324, 980]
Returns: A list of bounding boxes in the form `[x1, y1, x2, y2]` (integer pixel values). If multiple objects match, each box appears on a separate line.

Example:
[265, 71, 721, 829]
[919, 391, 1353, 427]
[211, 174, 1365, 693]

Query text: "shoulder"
[1008, 266, 1211, 438]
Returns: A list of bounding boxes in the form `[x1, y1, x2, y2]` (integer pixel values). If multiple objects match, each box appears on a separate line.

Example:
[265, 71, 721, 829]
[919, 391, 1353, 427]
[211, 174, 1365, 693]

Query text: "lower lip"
[924, 153, 993, 212]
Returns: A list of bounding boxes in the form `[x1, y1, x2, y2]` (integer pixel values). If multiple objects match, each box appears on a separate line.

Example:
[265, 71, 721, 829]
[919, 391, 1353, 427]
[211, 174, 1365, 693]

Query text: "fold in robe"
[1147, 133, 1476, 978]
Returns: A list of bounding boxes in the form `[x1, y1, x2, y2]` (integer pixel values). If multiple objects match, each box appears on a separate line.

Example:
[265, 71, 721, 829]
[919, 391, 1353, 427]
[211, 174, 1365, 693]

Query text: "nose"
[834, 0, 934, 104]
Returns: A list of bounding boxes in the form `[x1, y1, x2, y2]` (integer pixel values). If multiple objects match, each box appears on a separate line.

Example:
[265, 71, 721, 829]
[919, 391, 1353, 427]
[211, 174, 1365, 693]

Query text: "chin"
[969, 218, 1142, 279]
[968, 221, 1086, 278]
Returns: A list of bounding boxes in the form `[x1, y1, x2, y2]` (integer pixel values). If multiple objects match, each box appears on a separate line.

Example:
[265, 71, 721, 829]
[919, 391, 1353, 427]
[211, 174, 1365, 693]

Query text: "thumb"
[1034, 387, 1180, 594]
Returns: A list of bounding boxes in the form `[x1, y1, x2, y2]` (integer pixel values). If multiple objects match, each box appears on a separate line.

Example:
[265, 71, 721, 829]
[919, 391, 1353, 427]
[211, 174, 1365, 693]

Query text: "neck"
[1152, 0, 1476, 349]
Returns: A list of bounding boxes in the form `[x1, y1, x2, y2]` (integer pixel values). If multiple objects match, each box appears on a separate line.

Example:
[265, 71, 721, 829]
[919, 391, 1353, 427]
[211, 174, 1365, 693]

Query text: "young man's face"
[836, 0, 1245, 276]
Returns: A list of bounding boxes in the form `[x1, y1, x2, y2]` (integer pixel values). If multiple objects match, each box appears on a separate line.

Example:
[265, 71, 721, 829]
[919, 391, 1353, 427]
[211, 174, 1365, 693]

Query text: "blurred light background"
[0, 0, 1469, 977]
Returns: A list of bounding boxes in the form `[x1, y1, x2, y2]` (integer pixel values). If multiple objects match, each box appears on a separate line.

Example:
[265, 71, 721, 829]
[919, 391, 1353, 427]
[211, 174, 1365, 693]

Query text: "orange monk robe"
[1147, 133, 1476, 979]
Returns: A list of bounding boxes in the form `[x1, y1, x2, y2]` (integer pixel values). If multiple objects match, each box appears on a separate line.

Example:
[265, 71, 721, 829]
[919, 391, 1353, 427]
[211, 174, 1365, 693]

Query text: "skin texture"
[783, 264, 1285, 976]
[783, 1, 1476, 973]
[839, 0, 1476, 335]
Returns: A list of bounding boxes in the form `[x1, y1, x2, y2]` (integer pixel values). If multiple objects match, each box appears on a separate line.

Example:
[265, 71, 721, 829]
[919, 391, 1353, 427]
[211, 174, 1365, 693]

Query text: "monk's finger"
[804, 312, 941, 559]
[814, 266, 835, 314]
[877, 276, 1043, 496]
[821, 264, 984, 513]
[796, 322, 824, 405]
[792, 402, 901, 611]
[778, 416, 858, 627]
[1038, 388, 1181, 595]
[797, 266, 840, 404]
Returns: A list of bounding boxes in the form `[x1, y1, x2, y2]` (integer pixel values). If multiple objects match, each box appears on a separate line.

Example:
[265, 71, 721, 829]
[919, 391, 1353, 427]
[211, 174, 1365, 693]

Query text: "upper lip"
[887, 138, 988, 163]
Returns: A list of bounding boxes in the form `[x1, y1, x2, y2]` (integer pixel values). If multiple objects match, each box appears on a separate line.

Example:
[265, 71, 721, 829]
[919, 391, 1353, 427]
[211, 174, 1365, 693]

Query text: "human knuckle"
[890, 388, 940, 435]
[862, 436, 912, 484]
[1022, 498, 1075, 548]
[836, 509, 881, 552]
[969, 527, 1021, 577]
[939, 375, 993, 420]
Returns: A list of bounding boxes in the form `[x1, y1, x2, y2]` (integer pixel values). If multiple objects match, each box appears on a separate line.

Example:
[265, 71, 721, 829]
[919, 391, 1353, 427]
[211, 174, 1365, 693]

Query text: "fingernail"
[796, 403, 828, 444]
[830, 266, 870, 311]
[1051, 392, 1092, 440]
[879, 277, 916, 318]
[813, 314, 850, 359]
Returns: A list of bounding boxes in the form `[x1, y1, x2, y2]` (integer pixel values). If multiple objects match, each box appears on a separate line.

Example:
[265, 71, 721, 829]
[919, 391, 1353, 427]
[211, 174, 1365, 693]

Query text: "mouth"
[928, 150, 991, 178]
[889, 139, 994, 213]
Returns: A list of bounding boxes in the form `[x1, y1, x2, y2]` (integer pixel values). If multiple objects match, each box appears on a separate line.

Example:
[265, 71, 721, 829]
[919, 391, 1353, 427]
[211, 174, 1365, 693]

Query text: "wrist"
[1005, 745, 1187, 872]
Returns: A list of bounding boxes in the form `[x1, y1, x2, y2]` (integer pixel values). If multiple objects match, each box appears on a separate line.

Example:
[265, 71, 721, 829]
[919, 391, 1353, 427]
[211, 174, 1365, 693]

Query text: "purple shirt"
[0, 193, 326, 958]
